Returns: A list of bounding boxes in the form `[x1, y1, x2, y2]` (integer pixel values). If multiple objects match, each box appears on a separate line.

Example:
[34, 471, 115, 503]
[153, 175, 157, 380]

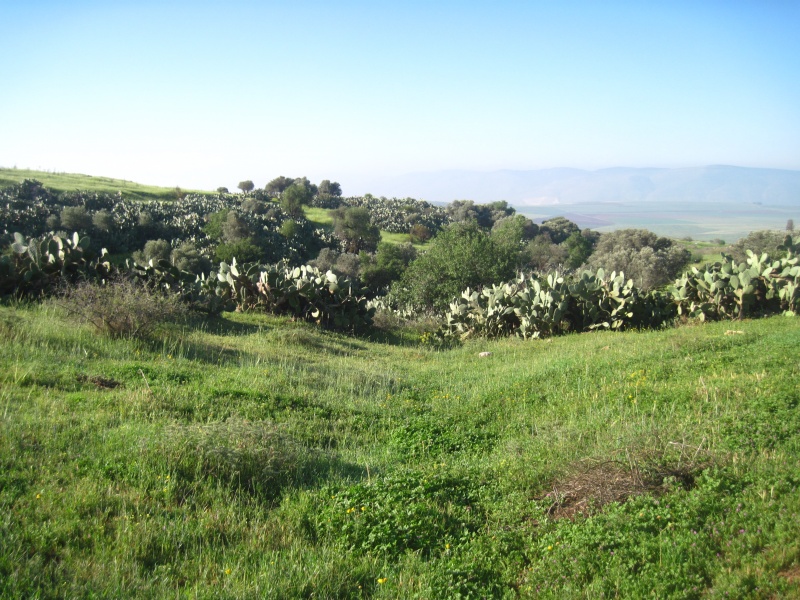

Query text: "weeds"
[58, 277, 188, 339]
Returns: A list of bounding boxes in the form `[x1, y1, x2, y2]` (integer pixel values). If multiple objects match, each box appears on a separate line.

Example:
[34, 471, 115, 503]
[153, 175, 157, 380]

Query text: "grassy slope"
[1, 303, 799, 598]
[0, 168, 211, 202]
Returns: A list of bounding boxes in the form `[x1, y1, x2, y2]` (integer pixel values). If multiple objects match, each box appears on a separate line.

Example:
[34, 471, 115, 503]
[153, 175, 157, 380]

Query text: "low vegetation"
[1, 301, 799, 597]
[1, 171, 799, 597]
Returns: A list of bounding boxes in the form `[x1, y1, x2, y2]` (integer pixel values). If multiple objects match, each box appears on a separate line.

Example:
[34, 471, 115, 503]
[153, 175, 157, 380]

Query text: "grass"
[1, 300, 799, 598]
[677, 239, 730, 268]
[0, 167, 211, 202]
[304, 206, 428, 249]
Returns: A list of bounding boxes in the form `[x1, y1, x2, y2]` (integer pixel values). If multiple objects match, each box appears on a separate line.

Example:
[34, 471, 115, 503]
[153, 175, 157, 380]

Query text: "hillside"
[1, 302, 799, 598]
[0, 168, 210, 202]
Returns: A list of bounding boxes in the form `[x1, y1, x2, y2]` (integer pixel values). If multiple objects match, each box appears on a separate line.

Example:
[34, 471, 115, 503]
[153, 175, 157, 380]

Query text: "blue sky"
[1, 0, 798, 194]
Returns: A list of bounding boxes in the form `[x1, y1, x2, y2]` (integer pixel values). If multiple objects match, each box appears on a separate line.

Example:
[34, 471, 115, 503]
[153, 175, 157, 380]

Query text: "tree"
[314, 180, 343, 208]
[333, 206, 381, 253]
[203, 209, 230, 240]
[409, 224, 433, 244]
[563, 231, 593, 269]
[222, 211, 251, 243]
[312, 248, 339, 272]
[586, 229, 691, 289]
[92, 209, 114, 233]
[394, 221, 516, 309]
[333, 253, 361, 279]
[281, 182, 314, 218]
[317, 180, 342, 198]
[237, 180, 255, 193]
[522, 234, 568, 271]
[46, 214, 60, 231]
[265, 176, 295, 197]
[490, 215, 539, 266]
[788, 219, 795, 232]
[539, 216, 580, 244]
[280, 220, 299, 239]
[446, 200, 514, 229]
[216, 187, 229, 194]
[360, 242, 417, 290]
[214, 238, 263, 264]
[241, 198, 269, 214]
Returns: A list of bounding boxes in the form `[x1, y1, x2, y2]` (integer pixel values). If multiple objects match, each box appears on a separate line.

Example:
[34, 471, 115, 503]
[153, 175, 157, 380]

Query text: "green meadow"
[0, 168, 210, 202]
[1, 301, 799, 598]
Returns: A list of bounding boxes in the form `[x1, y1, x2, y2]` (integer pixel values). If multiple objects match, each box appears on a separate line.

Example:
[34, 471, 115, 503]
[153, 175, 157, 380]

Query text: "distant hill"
[366, 166, 800, 207]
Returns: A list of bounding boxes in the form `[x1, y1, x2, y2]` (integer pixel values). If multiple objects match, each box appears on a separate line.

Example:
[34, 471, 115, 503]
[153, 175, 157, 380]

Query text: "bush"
[394, 221, 516, 310]
[730, 230, 786, 263]
[409, 224, 432, 244]
[132, 239, 172, 265]
[360, 242, 417, 290]
[587, 229, 691, 290]
[59, 206, 92, 232]
[170, 241, 211, 274]
[59, 277, 188, 339]
[214, 238, 264, 264]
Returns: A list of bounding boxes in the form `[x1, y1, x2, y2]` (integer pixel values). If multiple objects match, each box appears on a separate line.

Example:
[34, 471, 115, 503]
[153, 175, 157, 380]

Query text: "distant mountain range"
[364, 166, 800, 207]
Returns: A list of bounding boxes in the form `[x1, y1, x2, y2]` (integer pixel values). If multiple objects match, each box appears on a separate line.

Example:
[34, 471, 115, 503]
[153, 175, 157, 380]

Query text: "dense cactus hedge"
[444, 240, 799, 339]
[1, 231, 373, 332]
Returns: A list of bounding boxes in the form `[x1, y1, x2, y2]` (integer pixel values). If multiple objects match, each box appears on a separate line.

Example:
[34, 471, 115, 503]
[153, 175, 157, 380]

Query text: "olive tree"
[280, 182, 314, 218]
[237, 180, 255, 193]
[333, 206, 380, 253]
[586, 229, 690, 289]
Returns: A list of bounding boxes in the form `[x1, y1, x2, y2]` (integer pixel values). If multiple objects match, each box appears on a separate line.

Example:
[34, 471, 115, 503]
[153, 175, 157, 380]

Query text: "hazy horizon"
[2, 1, 799, 195]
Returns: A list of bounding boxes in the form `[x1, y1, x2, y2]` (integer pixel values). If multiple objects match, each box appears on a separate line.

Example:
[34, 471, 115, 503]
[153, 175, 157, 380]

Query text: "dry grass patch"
[540, 440, 717, 520]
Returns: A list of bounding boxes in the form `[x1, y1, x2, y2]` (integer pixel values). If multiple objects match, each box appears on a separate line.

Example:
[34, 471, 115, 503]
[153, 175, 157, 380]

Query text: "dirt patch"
[779, 564, 800, 584]
[77, 374, 122, 389]
[539, 442, 713, 520]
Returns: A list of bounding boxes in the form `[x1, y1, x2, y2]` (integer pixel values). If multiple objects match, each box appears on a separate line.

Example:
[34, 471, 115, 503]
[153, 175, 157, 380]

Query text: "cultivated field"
[519, 202, 798, 242]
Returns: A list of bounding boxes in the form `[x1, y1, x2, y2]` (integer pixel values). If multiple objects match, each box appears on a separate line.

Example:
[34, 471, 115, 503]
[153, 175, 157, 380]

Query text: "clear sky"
[1, 0, 798, 194]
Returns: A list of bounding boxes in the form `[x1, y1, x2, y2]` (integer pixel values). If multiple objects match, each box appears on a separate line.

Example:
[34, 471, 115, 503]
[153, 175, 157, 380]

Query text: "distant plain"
[518, 201, 797, 242]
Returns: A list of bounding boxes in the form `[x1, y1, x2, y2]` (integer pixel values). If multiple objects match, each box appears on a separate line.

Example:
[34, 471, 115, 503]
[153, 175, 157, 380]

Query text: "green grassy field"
[1, 301, 799, 598]
[304, 206, 425, 248]
[0, 168, 211, 202]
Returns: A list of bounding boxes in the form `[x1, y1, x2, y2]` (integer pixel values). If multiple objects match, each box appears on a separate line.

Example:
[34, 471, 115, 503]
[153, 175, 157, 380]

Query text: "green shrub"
[394, 221, 516, 310]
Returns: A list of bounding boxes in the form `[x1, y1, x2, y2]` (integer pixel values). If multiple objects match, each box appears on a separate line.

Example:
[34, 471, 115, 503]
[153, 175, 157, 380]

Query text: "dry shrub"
[60, 277, 188, 339]
[540, 438, 716, 520]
